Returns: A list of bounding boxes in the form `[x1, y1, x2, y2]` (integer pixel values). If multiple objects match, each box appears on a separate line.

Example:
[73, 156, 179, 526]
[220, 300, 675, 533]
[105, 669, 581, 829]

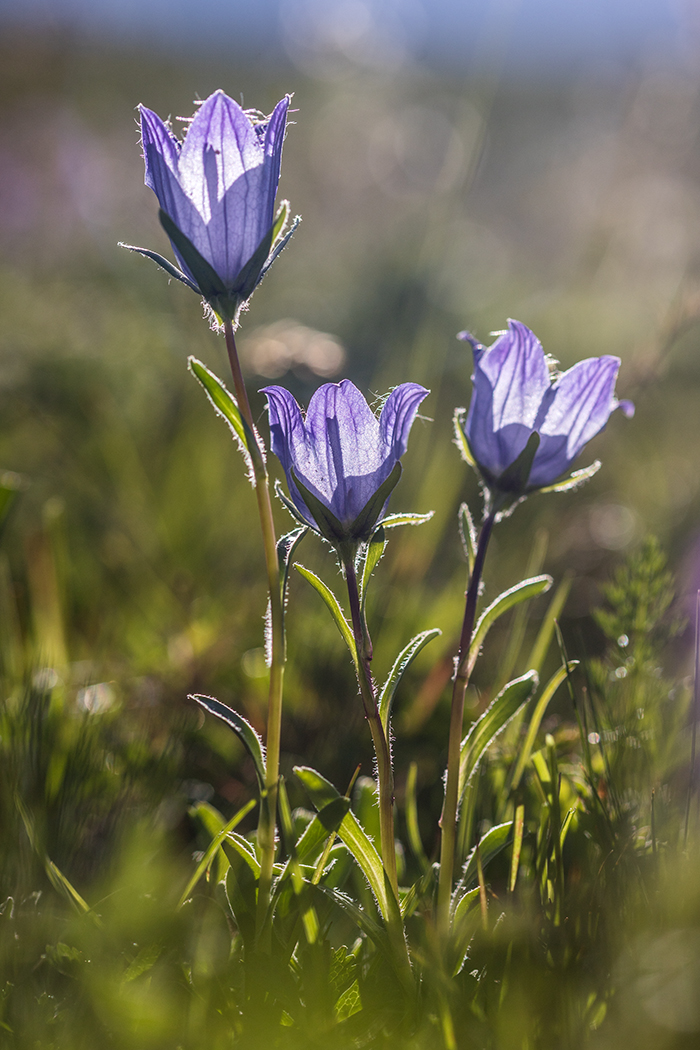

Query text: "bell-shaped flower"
[263, 380, 429, 549]
[457, 319, 634, 509]
[122, 90, 298, 323]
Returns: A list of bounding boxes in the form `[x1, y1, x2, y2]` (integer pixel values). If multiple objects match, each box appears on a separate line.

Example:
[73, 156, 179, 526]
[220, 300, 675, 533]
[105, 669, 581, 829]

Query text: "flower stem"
[223, 320, 284, 939]
[437, 511, 495, 933]
[344, 557, 399, 900]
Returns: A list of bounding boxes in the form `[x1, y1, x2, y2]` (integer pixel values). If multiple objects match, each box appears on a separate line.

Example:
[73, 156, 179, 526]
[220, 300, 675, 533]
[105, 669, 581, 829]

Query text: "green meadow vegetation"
[2, 29, 700, 1048]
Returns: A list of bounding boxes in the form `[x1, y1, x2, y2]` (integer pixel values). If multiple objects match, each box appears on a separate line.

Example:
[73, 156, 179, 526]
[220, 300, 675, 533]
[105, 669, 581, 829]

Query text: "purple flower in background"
[123, 90, 297, 322]
[263, 380, 429, 546]
[458, 319, 634, 503]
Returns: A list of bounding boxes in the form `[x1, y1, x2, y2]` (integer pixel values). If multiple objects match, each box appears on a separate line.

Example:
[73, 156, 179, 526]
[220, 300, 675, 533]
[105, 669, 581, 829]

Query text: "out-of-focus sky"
[0, 0, 695, 75]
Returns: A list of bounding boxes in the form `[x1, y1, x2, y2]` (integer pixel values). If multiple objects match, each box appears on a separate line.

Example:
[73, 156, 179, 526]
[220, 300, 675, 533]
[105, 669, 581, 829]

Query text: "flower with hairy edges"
[263, 380, 430, 550]
[122, 89, 298, 323]
[457, 319, 634, 511]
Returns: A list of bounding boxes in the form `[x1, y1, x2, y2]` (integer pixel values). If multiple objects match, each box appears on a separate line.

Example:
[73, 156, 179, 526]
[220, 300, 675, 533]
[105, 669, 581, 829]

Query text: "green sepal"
[291, 471, 348, 546]
[118, 241, 201, 293]
[158, 210, 228, 301]
[294, 766, 397, 921]
[380, 510, 434, 529]
[495, 430, 540, 496]
[537, 460, 601, 494]
[378, 628, 442, 734]
[349, 461, 402, 541]
[274, 478, 309, 526]
[458, 671, 538, 801]
[465, 575, 553, 676]
[453, 407, 476, 467]
[290, 462, 402, 550]
[188, 357, 259, 468]
[293, 564, 358, 671]
[190, 694, 266, 791]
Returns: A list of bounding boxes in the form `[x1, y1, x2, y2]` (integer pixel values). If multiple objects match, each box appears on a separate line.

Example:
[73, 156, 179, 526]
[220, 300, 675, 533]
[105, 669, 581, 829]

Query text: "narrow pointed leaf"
[294, 765, 395, 921]
[458, 502, 478, 576]
[509, 661, 578, 792]
[277, 526, 308, 607]
[179, 798, 256, 907]
[378, 629, 442, 734]
[360, 527, 387, 609]
[457, 820, 513, 894]
[466, 575, 552, 674]
[222, 831, 261, 877]
[458, 671, 538, 800]
[190, 694, 266, 790]
[405, 762, 429, 874]
[525, 574, 573, 674]
[294, 565, 358, 669]
[188, 357, 256, 463]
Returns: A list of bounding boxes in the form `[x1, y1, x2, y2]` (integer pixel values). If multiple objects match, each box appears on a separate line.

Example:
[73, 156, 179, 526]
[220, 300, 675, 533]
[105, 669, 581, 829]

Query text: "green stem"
[223, 321, 284, 939]
[344, 557, 399, 900]
[437, 511, 495, 933]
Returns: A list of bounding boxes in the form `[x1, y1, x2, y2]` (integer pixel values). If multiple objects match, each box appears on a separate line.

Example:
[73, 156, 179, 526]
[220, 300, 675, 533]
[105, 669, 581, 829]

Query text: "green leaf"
[190, 694, 266, 790]
[292, 797, 351, 866]
[525, 574, 573, 674]
[452, 885, 479, 926]
[360, 527, 387, 609]
[467, 576, 552, 674]
[224, 851, 258, 948]
[118, 241, 200, 293]
[188, 357, 257, 464]
[380, 511, 434, 530]
[222, 831, 261, 878]
[538, 460, 601, 494]
[294, 564, 358, 670]
[122, 943, 163, 985]
[405, 762, 429, 874]
[313, 884, 391, 957]
[453, 407, 476, 467]
[509, 661, 578, 793]
[378, 629, 442, 734]
[179, 798, 256, 907]
[277, 526, 308, 608]
[457, 821, 513, 894]
[159, 209, 228, 301]
[458, 671, 538, 801]
[294, 766, 395, 921]
[458, 502, 478, 576]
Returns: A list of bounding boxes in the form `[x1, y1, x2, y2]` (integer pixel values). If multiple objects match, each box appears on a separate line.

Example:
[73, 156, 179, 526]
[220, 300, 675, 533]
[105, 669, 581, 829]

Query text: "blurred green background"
[2, 8, 700, 1044]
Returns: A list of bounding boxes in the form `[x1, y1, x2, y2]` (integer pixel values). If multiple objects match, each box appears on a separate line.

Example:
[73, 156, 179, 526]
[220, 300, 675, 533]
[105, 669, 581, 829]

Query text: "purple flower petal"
[263, 380, 428, 538]
[461, 319, 633, 494]
[137, 90, 291, 295]
[466, 320, 550, 477]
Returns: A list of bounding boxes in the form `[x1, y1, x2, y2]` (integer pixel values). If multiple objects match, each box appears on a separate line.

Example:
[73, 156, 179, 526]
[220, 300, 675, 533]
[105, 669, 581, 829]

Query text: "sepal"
[537, 460, 601, 494]
[118, 241, 200, 293]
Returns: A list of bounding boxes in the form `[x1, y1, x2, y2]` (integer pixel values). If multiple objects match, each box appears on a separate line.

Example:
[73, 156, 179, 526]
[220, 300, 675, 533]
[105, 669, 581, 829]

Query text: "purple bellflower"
[263, 380, 429, 549]
[458, 319, 634, 510]
[123, 90, 298, 323]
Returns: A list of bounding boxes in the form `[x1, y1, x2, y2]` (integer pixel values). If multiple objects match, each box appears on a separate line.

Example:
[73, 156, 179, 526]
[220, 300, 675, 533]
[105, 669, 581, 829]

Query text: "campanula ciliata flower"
[126, 90, 297, 322]
[458, 319, 633, 504]
[263, 380, 429, 547]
